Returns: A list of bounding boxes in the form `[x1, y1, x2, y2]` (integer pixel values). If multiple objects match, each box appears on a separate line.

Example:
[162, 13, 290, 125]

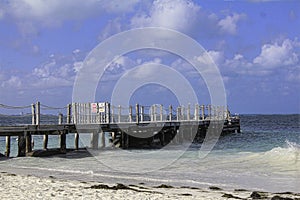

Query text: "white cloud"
[1, 76, 22, 88]
[2, 0, 139, 36]
[98, 18, 123, 41]
[208, 50, 224, 66]
[131, 0, 200, 33]
[73, 61, 83, 73]
[121, 0, 245, 39]
[0, 8, 4, 19]
[253, 39, 299, 68]
[218, 13, 245, 35]
[72, 49, 81, 54]
[101, 0, 139, 13]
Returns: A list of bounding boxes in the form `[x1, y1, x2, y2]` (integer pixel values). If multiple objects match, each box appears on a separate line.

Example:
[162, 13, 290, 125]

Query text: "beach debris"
[222, 193, 242, 199]
[234, 189, 249, 192]
[90, 183, 135, 191]
[250, 191, 267, 199]
[89, 183, 164, 194]
[180, 193, 192, 196]
[271, 195, 294, 200]
[155, 184, 174, 189]
[209, 186, 223, 190]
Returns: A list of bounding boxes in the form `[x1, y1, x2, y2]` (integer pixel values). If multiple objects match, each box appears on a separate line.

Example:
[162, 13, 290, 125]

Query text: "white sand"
[0, 172, 299, 200]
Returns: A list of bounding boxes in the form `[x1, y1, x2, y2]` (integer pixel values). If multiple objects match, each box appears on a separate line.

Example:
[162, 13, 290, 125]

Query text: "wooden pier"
[0, 102, 240, 157]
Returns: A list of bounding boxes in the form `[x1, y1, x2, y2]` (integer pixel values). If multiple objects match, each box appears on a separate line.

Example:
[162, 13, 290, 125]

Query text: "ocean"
[0, 114, 299, 193]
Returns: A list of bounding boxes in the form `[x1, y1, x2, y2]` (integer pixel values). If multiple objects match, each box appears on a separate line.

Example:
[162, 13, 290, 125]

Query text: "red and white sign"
[91, 103, 98, 113]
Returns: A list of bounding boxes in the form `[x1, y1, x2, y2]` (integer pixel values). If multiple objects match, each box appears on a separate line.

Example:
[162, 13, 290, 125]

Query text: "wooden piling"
[18, 135, 26, 157]
[58, 113, 66, 152]
[43, 135, 48, 150]
[25, 132, 32, 153]
[100, 131, 105, 148]
[91, 132, 99, 149]
[60, 131, 66, 153]
[75, 133, 79, 150]
[5, 136, 10, 157]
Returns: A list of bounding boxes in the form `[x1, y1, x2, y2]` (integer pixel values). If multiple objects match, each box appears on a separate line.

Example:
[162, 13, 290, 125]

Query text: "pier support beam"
[60, 131, 66, 153]
[100, 131, 105, 148]
[5, 136, 10, 157]
[25, 132, 32, 154]
[18, 135, 26, 157]
[91, 131, 99, 149]
[43, 135, 48, 150]
[75, 133, 79, 150]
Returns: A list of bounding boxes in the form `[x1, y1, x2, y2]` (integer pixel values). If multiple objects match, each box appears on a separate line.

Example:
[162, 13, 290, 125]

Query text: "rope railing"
[40, 104, 68, 110]
[0, 103, 32, 109]
[0, 101, 71, 126]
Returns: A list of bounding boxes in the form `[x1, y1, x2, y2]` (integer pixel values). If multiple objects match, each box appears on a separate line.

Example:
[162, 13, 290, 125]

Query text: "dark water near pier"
[0, 114, 299, 192]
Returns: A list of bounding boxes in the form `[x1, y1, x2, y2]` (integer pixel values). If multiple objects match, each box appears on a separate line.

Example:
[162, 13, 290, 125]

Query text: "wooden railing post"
[187, 104, 190, 121]
[140, 106, 144, 122]
[111, 105, 114, 123]
[67, 104, 71, 124]
[118, 105, 121, 123]
[106, 102, 111, 124]
[58, 113, 63, 124]
[208, 105, 211, 119]
[31, 103, 36, 125]
[169, 105, 172, 121]
[153, 105, 157, 121]
[36, 101, 40, 125]
[160, 105, 163, 121]
[129, 105, 132, 122]
[201, 105, 205, 120]
[194, 104, 199, 120]
[136, 104, 139, 124]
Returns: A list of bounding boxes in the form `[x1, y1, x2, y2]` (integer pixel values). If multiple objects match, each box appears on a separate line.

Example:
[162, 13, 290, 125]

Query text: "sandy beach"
[0, 172, 299, 200]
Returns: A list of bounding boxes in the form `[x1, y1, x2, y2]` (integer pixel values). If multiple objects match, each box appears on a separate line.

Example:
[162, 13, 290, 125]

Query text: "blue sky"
[0, 0, 299, 114]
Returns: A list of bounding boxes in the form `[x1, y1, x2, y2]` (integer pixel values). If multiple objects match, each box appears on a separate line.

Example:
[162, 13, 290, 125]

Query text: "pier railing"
[71, 102, 231, 125]
[1, 102, 234, 126]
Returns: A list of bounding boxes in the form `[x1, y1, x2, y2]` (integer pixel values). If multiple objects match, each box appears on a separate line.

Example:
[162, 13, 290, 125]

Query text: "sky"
[0, 0, 299, 114]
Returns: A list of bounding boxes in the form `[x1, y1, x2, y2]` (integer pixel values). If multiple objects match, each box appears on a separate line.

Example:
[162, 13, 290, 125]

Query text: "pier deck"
[0, 102, 240, 157]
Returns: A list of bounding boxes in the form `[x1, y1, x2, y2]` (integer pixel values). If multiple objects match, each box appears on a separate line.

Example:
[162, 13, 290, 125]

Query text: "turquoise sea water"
[0, 114, 299, 192]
